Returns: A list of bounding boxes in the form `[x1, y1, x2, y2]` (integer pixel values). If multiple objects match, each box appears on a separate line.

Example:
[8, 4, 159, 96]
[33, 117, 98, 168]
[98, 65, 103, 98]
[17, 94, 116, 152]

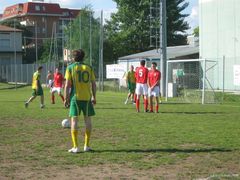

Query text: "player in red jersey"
[148, 62, 161, 113]
[135, 60, 149, 112]
[51, 67, 64, 104]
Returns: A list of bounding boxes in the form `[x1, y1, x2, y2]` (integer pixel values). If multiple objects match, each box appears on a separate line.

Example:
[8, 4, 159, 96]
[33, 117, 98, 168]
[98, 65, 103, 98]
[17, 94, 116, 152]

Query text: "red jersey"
[54, 73, 64, 87]
[148, 69, 161, 87]
[135, 66, 149, 84]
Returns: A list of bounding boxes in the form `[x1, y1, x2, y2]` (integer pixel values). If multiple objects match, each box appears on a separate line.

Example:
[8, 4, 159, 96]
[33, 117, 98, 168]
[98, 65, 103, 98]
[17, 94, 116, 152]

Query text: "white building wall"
[200, 0, 240, 90]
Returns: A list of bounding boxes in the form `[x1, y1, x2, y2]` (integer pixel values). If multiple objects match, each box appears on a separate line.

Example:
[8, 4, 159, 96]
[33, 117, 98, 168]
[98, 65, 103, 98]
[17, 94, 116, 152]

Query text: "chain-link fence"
[0, 62, 56, 86]
[166, 58, 224, 104]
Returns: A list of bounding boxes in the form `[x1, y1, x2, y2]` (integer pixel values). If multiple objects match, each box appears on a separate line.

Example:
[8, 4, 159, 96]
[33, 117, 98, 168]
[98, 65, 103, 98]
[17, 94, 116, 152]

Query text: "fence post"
[202, 59, 206, 104]
[222, 55, 225, 103]
[165, 60, 168, 101]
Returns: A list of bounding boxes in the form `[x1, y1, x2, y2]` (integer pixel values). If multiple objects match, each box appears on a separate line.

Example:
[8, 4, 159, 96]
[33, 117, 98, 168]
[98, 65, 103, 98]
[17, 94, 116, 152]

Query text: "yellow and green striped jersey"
[127, 71, 136, 83]
[65, 62, 95, 101]
[32, 71, 40, 89]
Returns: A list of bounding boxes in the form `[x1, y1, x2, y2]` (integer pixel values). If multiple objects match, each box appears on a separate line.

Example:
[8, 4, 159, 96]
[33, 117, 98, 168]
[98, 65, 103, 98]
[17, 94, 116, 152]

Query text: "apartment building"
[1, 1, 80, 43]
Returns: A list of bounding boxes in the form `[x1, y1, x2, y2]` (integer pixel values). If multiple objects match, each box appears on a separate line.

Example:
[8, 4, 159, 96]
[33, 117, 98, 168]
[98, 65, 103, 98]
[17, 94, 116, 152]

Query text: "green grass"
[0, 84, 240, 179]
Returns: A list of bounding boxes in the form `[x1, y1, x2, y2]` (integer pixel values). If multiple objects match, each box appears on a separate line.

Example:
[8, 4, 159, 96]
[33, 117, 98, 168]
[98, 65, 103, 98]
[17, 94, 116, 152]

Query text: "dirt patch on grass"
[1, 153, 239, 180]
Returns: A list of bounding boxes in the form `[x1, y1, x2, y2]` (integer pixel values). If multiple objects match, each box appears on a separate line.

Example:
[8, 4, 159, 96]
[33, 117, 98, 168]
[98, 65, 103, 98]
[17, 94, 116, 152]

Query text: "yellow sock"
[84, 129, 91, 147]
[71, 130, 78, 148]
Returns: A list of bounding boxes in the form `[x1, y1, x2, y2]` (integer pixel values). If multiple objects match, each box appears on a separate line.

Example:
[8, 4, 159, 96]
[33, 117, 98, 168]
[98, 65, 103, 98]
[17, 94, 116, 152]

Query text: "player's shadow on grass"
[160, 111, 225, 114]
[95, 107, 133, 110]
[94, 148, 232, 153]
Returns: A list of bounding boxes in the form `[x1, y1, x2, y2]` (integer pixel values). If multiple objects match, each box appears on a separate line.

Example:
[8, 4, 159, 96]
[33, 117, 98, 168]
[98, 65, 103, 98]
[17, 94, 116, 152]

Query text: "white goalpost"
[166, 58, 223, 104]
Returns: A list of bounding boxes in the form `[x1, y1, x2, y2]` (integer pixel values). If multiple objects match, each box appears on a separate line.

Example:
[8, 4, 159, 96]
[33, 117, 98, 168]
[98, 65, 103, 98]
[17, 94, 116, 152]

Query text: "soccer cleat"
[84, 146, 93, 152]
[144, 109, 149, 113]
[68, 147, 80, 153]
[149, 110, 154, 113]
[40, 104, 45, 109]
[25, 102, 28, 108]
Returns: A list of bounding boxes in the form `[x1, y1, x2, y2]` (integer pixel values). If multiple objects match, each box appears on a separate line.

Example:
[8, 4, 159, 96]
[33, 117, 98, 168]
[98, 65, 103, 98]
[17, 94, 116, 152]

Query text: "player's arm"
[91, 69, 96, 105]
[91, 80, 96, 105]
[64, 69, 72, 107]
[64, 79, 72, 107]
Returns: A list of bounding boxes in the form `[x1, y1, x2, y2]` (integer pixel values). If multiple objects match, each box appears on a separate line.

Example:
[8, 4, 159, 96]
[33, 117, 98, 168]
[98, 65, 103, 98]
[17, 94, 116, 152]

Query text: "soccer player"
[125, 65, 136, 104]
[51, 67, 64, 104]
[64, 49, 96, 153]
[25, 66, 45, 109]
[135, 60, 149, 112]
[148, 62, 161, 113]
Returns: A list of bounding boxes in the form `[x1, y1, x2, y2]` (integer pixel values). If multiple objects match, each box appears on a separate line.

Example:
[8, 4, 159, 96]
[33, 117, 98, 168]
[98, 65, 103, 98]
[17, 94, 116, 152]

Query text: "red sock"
[144, 99, 148, 111]
[51, 95, 55, 103]
[136, 99, 140, 111]
[60, 94, 64, 102]
[156, 104, 159, 112]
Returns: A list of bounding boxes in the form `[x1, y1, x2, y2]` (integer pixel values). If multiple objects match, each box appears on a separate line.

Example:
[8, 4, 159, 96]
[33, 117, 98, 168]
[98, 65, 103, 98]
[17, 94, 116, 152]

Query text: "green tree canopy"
[104, 0, 190, 63]
[64, 6, 101, 71]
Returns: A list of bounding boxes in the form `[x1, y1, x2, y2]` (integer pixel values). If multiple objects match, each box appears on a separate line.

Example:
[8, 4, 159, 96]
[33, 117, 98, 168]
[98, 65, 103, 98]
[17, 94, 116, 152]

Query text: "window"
[35, 5, 40, 11]
[0, 39, 10, 48]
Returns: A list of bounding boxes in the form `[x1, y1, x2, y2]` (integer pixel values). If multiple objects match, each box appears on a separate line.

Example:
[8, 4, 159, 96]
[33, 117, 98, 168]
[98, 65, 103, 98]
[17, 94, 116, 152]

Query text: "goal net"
[166, 59, 223, 104]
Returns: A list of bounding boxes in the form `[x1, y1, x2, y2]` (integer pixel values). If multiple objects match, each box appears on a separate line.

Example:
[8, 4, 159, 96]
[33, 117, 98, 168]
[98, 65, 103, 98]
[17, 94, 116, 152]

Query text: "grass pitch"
[0, 85, 240, 179]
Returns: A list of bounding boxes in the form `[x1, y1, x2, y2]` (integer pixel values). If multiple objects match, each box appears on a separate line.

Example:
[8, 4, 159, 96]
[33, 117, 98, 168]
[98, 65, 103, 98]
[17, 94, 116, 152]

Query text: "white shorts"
[148, 86, 160, 97]
[51, 87, 62, 94]
[135, 83, 148, 96]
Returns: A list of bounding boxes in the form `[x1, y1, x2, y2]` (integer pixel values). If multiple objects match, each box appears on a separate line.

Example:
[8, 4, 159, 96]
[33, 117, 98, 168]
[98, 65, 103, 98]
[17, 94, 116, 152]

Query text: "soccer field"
[0, 85, 240, 179]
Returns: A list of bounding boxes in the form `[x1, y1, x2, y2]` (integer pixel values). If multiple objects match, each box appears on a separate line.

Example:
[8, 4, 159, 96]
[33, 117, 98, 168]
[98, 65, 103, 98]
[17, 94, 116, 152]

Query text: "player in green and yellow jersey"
[64, 49, 96, 153]
[25, 66, 45, 108]
[124, 65, 136, 104]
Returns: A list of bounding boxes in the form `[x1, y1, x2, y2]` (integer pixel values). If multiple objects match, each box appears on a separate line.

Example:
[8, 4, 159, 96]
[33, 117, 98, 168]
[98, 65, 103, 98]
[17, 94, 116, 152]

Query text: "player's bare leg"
[84, 117, 92, 152]
[144, 95, 148, 112]
[136, 94, 140, 112]
[58, 92, 64, 103]
[25, 96, 36, 108]
[68, 116, 80, 153]
[125, 92, 131, 104]
[51, 92, 55, 104]
[40, 95, 45, 108]
[149, 95, 154, 112]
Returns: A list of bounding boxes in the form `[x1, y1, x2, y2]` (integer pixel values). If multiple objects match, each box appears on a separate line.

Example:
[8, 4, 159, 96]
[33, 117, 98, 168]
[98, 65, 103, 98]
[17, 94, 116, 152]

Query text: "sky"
[0, 0, 198, 34]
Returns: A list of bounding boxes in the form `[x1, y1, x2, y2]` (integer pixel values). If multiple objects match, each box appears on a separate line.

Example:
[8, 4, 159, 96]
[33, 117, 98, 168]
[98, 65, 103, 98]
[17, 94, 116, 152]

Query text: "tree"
[193, 26, 199, 37]
[104, 0, 190, 62]
[64, 6, 101, 71]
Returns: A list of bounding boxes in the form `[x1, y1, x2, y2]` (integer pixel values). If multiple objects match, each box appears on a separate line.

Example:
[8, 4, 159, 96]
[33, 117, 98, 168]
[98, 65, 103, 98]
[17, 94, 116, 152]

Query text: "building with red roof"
[1, 1, 80, 43]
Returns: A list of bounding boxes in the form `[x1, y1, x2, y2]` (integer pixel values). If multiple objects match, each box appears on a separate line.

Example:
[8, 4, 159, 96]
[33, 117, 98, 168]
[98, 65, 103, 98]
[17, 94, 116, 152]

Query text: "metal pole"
[202, 59, 206, 104]
[35, 21, 38, 64]
[89, 11, 92, 66]
[160, 0, 167, 97]
[165, 60, 168, 101]
[14, 20, 17, 89]
[222, 55, 225, 103]
[62, 20, 65, 73]
[80, 14, 82, 49]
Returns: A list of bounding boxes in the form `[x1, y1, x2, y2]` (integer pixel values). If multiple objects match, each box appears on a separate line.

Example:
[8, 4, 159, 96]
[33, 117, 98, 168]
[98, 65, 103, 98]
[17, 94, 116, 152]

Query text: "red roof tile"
[2, 2, 80, 19]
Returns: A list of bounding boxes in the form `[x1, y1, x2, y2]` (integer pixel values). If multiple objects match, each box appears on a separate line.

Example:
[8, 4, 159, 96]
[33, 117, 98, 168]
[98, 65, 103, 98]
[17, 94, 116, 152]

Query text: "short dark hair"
[38, 66, 43, 70]
[140, 60, 145, 66]
[73, 49, 85, 62]
[152, 62, 157, 66]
